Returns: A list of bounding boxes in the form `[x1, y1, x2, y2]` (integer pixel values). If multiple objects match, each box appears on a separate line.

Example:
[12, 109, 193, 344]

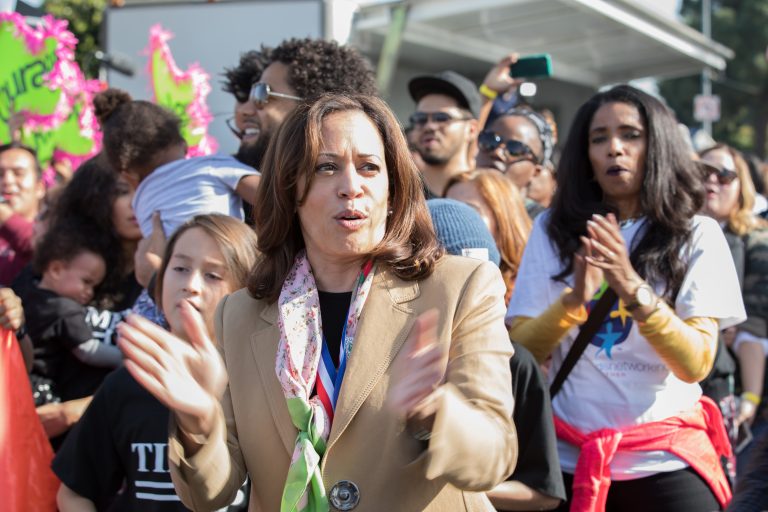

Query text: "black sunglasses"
[699, 161, 738, 185]
[711, 169, 739, 185]
[249, 82, 302, 106]
[478, 131, 540, 164]
[409, 111, 472, 127]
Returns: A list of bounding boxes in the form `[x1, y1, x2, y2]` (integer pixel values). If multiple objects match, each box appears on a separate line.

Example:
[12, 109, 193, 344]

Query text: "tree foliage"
[44, 0, 107, 78]
[659, 0, 768, 157]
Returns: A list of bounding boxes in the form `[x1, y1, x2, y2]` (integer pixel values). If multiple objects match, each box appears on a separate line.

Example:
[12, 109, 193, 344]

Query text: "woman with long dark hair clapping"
[507, 85, 745, 512]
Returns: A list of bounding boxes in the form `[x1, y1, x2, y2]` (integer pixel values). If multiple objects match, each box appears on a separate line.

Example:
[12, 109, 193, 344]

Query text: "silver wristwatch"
[625, 283, 655, 312]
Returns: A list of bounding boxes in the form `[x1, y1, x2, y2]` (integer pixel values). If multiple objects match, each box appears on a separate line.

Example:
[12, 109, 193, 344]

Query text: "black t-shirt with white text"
[53, 367, 189, 511]
[53, 367, 249, 511]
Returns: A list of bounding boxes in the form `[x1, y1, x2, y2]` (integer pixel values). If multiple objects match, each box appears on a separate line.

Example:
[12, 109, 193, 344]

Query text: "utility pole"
[701, 0, 712, 135]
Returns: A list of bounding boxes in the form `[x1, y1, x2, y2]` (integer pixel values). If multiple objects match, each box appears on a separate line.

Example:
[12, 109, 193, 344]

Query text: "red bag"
[0, 328, 59, 511]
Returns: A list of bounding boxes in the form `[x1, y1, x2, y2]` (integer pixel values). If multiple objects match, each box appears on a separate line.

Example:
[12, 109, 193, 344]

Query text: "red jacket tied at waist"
[554, 396, 732, 512]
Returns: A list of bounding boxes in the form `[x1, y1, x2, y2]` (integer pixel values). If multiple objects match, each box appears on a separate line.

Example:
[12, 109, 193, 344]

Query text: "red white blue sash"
[315, 260, 374, 423]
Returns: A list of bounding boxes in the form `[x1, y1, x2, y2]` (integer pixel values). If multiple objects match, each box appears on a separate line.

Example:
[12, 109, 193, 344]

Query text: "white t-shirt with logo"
[133, 154, 259, 238]
[507, 213, 745, 479]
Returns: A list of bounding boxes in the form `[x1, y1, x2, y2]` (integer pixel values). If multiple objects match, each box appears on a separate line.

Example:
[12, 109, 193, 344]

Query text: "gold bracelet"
[742, 391, 762, 406]
[479, 84, 498, 101]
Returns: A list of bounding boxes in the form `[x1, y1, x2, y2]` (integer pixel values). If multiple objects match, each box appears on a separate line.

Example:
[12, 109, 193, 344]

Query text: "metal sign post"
[701, 0, 713, 135]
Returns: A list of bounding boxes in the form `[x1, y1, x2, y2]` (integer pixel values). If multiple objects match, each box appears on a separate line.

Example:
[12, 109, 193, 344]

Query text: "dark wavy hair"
[33, 217, 107, 277]
[268, 38, 378, 101]
[47, 154, 136, 306]
[94, 88, 185, 180]
[248, 93, 443, 302]
[548, 85, 705, 301]
[222, 49, 270, 103]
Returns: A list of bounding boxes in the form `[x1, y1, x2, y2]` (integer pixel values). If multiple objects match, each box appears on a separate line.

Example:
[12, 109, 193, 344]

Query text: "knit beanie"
[427, 198, 501, 266]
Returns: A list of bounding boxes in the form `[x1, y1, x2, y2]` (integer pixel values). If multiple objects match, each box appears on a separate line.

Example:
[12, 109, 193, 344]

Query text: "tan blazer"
[169, 256, 517, 511]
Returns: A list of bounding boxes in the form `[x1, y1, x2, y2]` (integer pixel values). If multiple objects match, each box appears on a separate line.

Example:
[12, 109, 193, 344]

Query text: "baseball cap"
[408, 71, 482, 119]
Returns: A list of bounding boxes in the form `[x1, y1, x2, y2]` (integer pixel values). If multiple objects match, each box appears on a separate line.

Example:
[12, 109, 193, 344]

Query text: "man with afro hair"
[223, 38, 378, 170]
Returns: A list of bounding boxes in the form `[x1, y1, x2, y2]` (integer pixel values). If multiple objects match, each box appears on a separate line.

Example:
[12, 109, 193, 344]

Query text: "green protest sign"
[0, 15, 62, 142]
[147, 24, 217, 157]
[0, 13, 101, 178]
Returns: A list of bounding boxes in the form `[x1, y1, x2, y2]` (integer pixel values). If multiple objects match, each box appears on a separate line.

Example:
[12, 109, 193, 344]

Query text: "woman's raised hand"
[562, 235, 604, 311]
[482, 53, 523, 95]
[118, 302, 228, 436]
[584, 213, 643, 301]
[386, 309, 448, 426]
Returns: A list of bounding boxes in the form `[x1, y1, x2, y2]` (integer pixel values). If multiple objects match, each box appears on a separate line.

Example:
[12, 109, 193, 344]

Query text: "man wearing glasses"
[222, 38, 378, 171]
[407, 71, 481, 198]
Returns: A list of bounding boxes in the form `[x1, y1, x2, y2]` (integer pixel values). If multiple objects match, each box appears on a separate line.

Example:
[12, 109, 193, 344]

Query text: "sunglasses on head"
[249, 82, 303, 106]
[700, 162, 738, 185]
[478, 131, 540, 163]
[409, 111, 472, 127]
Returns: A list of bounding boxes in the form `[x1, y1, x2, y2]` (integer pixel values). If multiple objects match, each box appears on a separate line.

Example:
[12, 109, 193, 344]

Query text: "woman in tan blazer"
[118, 93, 517, 511]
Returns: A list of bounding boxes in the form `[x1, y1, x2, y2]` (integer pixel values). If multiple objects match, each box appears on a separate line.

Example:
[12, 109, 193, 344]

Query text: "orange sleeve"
[508, 290, 587, 363]
[637, 302, 718, 383]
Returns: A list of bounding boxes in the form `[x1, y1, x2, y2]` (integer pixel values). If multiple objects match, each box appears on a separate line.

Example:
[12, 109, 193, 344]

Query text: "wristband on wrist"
[479, 84, 498, 101]
[742, 391, 762, 406]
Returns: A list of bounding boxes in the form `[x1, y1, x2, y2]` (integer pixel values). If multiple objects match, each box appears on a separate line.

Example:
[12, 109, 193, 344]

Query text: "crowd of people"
[2, 35, 768, 512]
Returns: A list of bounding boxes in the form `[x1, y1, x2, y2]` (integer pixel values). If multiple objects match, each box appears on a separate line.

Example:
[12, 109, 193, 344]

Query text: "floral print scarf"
[275, 250, 376, 512]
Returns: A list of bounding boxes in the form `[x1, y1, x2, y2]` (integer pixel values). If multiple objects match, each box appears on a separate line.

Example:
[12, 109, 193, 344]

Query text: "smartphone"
[510, 54, 553, 79]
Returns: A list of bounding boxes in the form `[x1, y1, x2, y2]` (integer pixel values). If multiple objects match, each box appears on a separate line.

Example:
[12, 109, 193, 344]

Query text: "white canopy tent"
[105, 0, 734, 138]
[336, 0, 733, 135]
[347, 0, 733, 87]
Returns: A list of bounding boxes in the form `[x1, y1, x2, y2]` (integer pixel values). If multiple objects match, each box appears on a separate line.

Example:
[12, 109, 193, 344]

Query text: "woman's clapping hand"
[118, 302, 227, 437]
[386, 309, 448, 431]
[584, 214, 644, 302]
[562, 234, 604, 311]
[563, 213, 647, 310]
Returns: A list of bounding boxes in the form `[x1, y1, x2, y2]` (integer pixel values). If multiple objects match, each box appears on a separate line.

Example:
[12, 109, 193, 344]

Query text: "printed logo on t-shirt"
[131, 442, 181, 502]
[587, 283, 633, 359]
[85, 307, 129, 345]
